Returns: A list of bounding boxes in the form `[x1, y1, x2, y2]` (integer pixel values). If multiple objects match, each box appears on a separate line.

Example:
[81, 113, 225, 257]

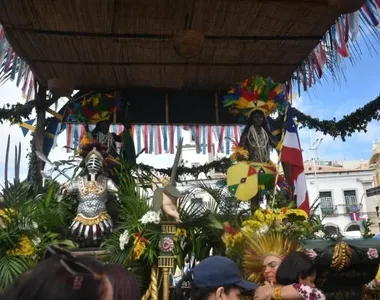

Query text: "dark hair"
[171, 272, 234, 300]
[2, 255, 110, 300]
[276, 251, 316, 286]
[75, 260, 140, 300]
[102, 264, 140, 300]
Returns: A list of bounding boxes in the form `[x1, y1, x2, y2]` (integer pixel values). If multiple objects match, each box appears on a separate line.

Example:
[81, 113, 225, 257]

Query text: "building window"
[325, 225, 339, 235]
[346, 224, 360, 232]
[344, 190, 357, 212]
[320, 191, 334, 215]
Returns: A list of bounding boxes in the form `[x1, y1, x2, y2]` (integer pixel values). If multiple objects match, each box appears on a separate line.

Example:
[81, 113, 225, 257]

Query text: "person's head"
[276, 251, 317, 288]
[102, 264, 140, 300]
[248, 110, 265, 128]
[262, 255, 283, 283]
[243, 232, 302, 284]
[95, 120, 111, 134]
[173, 256, 257, 300]
[2, 246, 113, 300]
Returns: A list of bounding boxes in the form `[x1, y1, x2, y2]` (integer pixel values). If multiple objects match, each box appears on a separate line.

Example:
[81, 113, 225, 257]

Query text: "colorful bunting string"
[293, 1, 380, 94]
[64, 124, 245, 155]
[0, 25, 34, 101]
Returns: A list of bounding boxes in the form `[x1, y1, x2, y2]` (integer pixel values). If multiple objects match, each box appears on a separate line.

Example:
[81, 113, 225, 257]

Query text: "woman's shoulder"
[292, 284, 326, 300]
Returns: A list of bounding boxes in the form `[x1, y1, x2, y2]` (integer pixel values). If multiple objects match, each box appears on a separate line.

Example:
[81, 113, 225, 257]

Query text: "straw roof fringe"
[0, 1, 379, 96]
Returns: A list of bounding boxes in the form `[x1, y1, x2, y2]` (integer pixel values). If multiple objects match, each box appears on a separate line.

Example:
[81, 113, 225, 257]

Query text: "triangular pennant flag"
[20, 119, 36, 136]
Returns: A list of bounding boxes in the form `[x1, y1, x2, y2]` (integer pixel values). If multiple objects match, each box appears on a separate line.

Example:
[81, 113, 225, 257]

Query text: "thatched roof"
[0, 0, 344, 91]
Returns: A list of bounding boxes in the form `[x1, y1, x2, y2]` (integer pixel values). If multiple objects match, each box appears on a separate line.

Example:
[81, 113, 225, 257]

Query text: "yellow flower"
[230, 145, 249, 161]
[253, 210, 265, 223]
[286, 209, 308, 220]
[133, 242, 146, 260]
[0, 208, 16, 223]
[222, 232, 243, 248]
[7, 236, 35, 257]
[242, 220, 263, 231]
[174, 228, 187, 241]
[132, 233, 147, 260]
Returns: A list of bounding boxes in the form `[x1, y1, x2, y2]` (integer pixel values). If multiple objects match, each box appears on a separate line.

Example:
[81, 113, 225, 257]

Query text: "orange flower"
[132, 233, 148, 260]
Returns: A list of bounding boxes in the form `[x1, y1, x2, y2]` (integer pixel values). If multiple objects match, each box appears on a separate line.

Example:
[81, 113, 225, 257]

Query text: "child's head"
[276, 251, 316, 287]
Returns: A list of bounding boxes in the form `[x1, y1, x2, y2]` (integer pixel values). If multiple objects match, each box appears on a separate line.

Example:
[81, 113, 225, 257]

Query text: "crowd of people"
[2, 246, 141, 300]
[2, 241, 325, 300]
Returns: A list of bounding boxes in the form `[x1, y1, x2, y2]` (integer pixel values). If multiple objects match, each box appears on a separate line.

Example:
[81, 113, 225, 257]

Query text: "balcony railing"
[321, 204, 363, 216]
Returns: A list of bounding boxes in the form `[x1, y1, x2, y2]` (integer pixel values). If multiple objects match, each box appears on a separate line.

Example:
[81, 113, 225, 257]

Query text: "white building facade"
[155, 131, 379, 236]
[305, 162, 378, 237]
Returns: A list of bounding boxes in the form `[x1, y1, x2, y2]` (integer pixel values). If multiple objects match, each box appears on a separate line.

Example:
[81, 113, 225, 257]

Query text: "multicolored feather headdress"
[224, 75, 288, 117]
[68, 93, 120, 124]
[243, 232, 302, 284]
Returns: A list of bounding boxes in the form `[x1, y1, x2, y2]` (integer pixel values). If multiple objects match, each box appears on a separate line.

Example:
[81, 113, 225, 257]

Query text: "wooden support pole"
[214, 92, 219, 124]
[165, 94, 169, 124]
[34, 83, 47, 185]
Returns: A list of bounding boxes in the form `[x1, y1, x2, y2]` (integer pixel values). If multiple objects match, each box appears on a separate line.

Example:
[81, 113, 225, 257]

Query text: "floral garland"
[293, 95, 380, 141]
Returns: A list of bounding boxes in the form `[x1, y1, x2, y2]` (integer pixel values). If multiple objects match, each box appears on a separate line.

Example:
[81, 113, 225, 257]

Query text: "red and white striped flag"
[281, 105, 310, 215]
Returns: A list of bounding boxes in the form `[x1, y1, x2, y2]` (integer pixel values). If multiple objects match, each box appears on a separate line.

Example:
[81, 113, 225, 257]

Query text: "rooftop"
[0, 0, 345, 90]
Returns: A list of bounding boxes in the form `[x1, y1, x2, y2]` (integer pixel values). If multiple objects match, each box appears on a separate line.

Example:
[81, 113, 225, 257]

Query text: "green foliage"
[293, 95, 380, 141]
[0, 181, 77, 293]
[362, 219, 376, 239]
[0, 101, 35, 124]
[26, 132, 41, 186]
[0, 255, 31, 292]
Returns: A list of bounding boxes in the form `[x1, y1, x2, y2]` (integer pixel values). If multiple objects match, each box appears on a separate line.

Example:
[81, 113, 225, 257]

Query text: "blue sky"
[0, 31, 379, 181]
[296, 33, 380, 162]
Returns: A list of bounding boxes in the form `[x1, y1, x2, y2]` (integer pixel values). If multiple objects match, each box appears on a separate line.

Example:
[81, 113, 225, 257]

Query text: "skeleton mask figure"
[61, 148, 118, 247]
[85, 149, 103, 181]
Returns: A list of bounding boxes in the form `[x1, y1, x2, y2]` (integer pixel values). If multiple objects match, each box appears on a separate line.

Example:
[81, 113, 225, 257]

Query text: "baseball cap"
[191, 256, 258, 290]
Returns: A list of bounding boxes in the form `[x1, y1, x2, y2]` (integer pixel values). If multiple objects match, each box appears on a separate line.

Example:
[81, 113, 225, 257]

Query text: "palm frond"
[0, 255, 31, 293]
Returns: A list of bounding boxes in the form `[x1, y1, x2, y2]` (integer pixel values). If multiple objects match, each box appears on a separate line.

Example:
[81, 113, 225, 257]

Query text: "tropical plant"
[0, 180, 77, 294]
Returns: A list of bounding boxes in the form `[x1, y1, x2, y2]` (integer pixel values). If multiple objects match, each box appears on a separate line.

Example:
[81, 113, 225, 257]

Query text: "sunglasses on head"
[42, 245, 97, 290]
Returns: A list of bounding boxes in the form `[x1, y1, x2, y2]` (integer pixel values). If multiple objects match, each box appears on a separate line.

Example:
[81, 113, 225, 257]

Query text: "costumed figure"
[224, 76, 287, 205]
[75, 93, 136, 182]
[61, 148, 118, 247]
[244, 232, 326, 300]
[152, 138, 183, 222]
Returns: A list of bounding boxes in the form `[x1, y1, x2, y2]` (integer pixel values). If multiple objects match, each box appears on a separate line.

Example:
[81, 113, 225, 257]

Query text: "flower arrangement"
[139, 211, 161, 225]
[133, 233, 148, 260]
[6, 236, 36, 257]
[222, 222, 243, 248]
[221, 208, 323, 256]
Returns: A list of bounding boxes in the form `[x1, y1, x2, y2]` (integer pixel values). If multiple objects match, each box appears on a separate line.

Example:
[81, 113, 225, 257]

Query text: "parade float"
[1, 0, 380, 299]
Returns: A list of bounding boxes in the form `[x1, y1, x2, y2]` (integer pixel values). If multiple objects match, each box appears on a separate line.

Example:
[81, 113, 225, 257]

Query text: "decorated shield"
[227, 162, 258, 201]
[251, 162, 277, 190]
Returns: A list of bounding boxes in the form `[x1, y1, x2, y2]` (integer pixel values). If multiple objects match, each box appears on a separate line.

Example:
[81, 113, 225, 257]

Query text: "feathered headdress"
[223, 75, 287, 118]
[243, 232, 302, 283]
[68, 93, 120, 123]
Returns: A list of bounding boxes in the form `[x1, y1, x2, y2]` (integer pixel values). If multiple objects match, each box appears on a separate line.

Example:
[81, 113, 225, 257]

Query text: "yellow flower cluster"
[242, 208, 308, 234]
[221, 208, 309, 248]
[0, 208, 16, 223]
[222, 232, 243, 248]
[230, 145, 249, 162]
[174, 228, 187, 241]
[7, 236, 35, 257]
